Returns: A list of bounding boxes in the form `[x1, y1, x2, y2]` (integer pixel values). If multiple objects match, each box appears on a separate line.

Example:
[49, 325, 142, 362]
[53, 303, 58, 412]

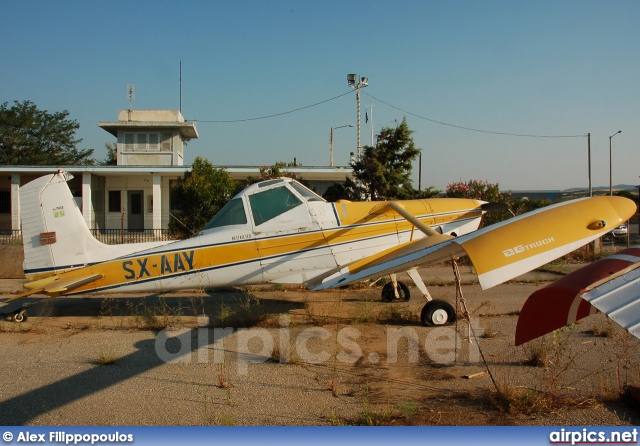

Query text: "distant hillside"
[564, 184, 638, 192]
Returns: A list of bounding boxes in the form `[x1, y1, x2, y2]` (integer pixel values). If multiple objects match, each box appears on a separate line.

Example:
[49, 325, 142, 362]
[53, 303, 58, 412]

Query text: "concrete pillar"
[153, 174, 161, 232]
[82, 173, 92, 228]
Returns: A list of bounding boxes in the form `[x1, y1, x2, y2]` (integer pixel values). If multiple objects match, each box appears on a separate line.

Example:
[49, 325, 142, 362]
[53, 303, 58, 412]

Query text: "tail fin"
[21, 170, 171, 279]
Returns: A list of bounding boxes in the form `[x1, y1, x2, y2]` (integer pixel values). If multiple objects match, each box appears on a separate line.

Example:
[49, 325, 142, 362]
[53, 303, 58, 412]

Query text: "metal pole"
[418, 150, 422, 192]
[588, 133, 592, 197]
[609, 130, 621, 196]
[356, 84, 361, 160]
[330, 128, 334, 167]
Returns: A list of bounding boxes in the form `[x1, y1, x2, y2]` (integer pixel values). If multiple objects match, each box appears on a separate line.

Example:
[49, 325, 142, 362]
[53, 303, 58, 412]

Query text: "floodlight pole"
[347, 74, 368, 160]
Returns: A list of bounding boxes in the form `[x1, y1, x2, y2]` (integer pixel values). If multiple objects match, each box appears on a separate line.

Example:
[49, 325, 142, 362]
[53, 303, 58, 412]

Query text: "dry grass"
[491, 384, 598, 415]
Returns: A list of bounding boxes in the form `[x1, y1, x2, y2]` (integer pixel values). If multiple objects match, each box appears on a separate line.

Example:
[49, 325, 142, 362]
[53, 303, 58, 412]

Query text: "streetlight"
[347, 74, 368, 160]
[330, 124, 353, 167]
[609, 130, 622, 196]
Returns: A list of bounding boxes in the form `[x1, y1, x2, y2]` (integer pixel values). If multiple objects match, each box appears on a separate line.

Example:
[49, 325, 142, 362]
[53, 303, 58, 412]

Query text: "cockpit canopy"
[201, 178, 325, 233]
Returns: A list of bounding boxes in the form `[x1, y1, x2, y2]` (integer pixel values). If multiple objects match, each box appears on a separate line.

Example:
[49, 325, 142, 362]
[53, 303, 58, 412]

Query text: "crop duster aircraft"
[2, 170, 636, 326]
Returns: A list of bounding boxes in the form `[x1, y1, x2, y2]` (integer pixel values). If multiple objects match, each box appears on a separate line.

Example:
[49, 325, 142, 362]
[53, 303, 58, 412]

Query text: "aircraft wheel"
[421, 300, 456, 326]
[381, 282, 410, 302]
[13, 311, 28, 323]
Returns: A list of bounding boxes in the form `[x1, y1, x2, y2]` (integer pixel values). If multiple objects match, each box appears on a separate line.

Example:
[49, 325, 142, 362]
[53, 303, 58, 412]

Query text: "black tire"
[420, 300, 456, 326]
[381, 282, 410, 302]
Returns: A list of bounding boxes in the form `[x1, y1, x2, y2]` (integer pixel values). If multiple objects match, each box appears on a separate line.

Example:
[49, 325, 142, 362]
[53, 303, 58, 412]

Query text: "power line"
[363, 91, 586, 138]
[189, 90, 355, 123]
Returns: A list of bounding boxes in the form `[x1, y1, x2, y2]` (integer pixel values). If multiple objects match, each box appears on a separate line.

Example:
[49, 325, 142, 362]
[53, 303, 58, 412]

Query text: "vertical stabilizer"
[21, 170, 172, 279]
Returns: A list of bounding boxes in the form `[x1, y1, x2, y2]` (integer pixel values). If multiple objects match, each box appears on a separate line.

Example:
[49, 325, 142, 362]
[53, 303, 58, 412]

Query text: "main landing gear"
[1, 306, 29, 322]
[0, 301, 42, 323]
[380, 269, 457, 326]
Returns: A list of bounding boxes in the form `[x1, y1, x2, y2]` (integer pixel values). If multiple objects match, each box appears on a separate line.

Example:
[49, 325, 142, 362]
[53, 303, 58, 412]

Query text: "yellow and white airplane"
[3, 170, 637, 325]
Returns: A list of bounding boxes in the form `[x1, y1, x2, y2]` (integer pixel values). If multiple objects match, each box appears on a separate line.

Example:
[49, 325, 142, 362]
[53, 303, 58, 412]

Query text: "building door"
[128, 190, 144, 231]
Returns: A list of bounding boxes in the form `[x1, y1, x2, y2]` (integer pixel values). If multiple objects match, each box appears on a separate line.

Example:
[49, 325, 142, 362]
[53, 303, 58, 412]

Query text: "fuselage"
[59, 178, 485, 294]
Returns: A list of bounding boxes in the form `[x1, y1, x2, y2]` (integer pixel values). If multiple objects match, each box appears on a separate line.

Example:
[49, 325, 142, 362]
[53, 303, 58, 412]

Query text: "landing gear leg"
[381, 274, 410, 302]
[405, 267, 457, 326]
[12, 309, 28, 323]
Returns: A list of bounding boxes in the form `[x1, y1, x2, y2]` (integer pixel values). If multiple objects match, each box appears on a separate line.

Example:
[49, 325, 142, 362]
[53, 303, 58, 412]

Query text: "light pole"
[609, 130, 622, 196]
[330, 124, 353, 167]
[347, 74, 368, 160]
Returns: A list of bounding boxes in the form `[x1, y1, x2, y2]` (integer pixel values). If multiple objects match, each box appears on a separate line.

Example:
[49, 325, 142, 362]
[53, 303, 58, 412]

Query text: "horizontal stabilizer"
[516, 247, 640, 345]
[582, 259, 640, 340]
[41, 274, 104, 294]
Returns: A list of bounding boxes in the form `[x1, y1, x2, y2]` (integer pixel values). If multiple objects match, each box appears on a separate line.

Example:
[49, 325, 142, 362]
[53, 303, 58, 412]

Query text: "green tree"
[351, 117, 420, 200]
[169, 157, 239, 239]
[614, 190, 635, 200]
[245, 160, 303, 184]
[0, 100, 94, 165]
[100, 141, 117, 166]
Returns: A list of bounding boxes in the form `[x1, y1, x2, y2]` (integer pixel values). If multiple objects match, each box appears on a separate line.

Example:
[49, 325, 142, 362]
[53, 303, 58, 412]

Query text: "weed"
[376, 306, 413, 325]
[524, 338, 550, 367]
[217, 412, 236, 426]
[95, 347, 119, 365]
[348, 384, 395, 425]
[482, 324, 499, 339]
[491, 383, 597, 415]
[586, 320, 616, 338]
[397, 400, 419, 418]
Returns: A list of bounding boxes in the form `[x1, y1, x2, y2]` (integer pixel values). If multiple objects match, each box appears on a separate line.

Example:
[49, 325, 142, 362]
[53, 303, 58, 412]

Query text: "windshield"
[249, 186, 302, 226]
[201, 198, 248, 231]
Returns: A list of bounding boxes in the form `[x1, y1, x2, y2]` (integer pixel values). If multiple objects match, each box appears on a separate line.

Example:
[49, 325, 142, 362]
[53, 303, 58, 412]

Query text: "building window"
[0, 190, 10, 214]
[124, 133, 134, 151]
[108, 190, 121, 212]
[136, 133, 147, 151]
[161, 133, 172, 151]
[122, 132, 170, 152]
[148, 133, 159, 151]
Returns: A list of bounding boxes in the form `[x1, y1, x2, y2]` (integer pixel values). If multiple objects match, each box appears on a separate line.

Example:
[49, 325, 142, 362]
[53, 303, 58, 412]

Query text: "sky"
[2, 0, 639, 192]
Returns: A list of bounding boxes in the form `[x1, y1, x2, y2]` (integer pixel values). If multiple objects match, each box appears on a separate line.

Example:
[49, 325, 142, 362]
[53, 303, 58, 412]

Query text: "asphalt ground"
[1, 265, 639, 426]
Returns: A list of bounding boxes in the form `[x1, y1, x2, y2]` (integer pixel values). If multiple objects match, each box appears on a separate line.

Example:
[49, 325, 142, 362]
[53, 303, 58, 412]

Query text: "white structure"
[98, 109, 197, 167]
[0, 109, 353, 240]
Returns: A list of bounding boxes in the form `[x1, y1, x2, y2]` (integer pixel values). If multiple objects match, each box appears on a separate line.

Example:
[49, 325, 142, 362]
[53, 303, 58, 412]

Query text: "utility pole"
[367, 102, 376, 146]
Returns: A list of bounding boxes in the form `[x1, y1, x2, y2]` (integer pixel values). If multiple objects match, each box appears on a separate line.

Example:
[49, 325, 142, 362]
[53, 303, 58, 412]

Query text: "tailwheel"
[421, 299, 456, 326]
[381, 281, 410, 302]
[12, 310, 28, 323]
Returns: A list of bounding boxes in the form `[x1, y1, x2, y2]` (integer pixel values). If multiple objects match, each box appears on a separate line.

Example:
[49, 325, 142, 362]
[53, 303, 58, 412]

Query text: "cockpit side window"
[201, 198, 248, 231]
[249, 186, 303, 226]
[290, 181, 325, 202]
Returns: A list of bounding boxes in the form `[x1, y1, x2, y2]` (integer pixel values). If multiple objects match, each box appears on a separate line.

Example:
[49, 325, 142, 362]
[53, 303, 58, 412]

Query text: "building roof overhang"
[0, 165, 353, 181]
[98, 121, 199, 139]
